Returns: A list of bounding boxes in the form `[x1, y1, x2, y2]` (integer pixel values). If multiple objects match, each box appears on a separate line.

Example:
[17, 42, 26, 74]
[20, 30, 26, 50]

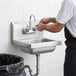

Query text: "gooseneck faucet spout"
[22, 15, 36, 34]
[29, 15, 36, 30]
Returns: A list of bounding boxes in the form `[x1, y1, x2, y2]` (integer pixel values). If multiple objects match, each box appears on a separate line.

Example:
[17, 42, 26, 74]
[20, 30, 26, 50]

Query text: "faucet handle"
[22, 28, 29, 34]
[32, 27, 37, 31]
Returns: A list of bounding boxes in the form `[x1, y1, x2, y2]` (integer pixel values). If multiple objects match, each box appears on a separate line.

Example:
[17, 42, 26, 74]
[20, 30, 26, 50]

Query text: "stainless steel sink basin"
[13, 38, 61, 54]
[11, 22, 62, 55]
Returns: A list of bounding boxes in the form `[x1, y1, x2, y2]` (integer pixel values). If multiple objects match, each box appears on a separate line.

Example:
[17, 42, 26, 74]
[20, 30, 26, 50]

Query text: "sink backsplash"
[11, 22, 43, 41]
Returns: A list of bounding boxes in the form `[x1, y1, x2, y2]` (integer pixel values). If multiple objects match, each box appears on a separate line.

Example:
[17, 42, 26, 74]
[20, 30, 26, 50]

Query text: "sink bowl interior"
[21, 38, 54, 44]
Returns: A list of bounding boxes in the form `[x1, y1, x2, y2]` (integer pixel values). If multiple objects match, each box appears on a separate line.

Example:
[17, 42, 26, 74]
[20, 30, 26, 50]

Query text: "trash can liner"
[0, 54, 26, 76]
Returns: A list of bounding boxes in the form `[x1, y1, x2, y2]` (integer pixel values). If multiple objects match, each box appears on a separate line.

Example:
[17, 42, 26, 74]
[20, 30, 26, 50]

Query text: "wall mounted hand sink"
[11, 22, 62, 55]
[11, 16, 62, 76]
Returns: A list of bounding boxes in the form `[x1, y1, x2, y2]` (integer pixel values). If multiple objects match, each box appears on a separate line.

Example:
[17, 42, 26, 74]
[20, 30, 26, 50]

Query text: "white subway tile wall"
[0, 0, 65, 76]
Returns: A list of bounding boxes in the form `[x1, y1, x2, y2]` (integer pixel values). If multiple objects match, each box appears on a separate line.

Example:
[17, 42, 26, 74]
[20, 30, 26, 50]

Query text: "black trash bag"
[0, 54, 26, 76]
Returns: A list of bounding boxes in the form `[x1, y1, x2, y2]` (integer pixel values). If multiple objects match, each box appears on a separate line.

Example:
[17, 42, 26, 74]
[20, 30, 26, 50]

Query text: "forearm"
[49, 17, 57, 23]
[44, 22, 64, 33]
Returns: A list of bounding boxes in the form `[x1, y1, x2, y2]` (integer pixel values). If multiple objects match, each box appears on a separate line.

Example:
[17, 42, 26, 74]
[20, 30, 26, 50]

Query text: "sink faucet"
[29, 15, 36, 30]
[22, 15, 36, 34]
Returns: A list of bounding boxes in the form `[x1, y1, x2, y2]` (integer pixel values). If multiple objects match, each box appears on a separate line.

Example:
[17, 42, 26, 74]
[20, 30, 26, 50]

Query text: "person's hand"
[39, 18, 51, 24]
[36, 23, 46, 31]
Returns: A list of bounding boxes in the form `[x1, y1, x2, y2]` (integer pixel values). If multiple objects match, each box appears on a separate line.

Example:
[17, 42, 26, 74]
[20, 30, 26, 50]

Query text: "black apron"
[64, 27, 76, 76]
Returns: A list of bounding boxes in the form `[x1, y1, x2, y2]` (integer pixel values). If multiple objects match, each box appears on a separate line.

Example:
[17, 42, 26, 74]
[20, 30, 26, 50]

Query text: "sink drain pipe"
[24, 54, 40, 76]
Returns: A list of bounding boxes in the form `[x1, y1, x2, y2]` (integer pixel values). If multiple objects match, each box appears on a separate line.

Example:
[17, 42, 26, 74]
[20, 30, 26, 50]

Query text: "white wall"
[0, 0, 66, 76]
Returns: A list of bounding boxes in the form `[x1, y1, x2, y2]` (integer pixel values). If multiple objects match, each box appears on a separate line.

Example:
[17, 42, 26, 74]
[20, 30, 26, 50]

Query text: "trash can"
[0, 54, 26, 76]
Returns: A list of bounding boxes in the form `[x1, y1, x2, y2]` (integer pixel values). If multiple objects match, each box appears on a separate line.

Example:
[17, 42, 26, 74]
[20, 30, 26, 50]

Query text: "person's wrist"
[45, 18, 51, 23]
[43, 24, 47, 30]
